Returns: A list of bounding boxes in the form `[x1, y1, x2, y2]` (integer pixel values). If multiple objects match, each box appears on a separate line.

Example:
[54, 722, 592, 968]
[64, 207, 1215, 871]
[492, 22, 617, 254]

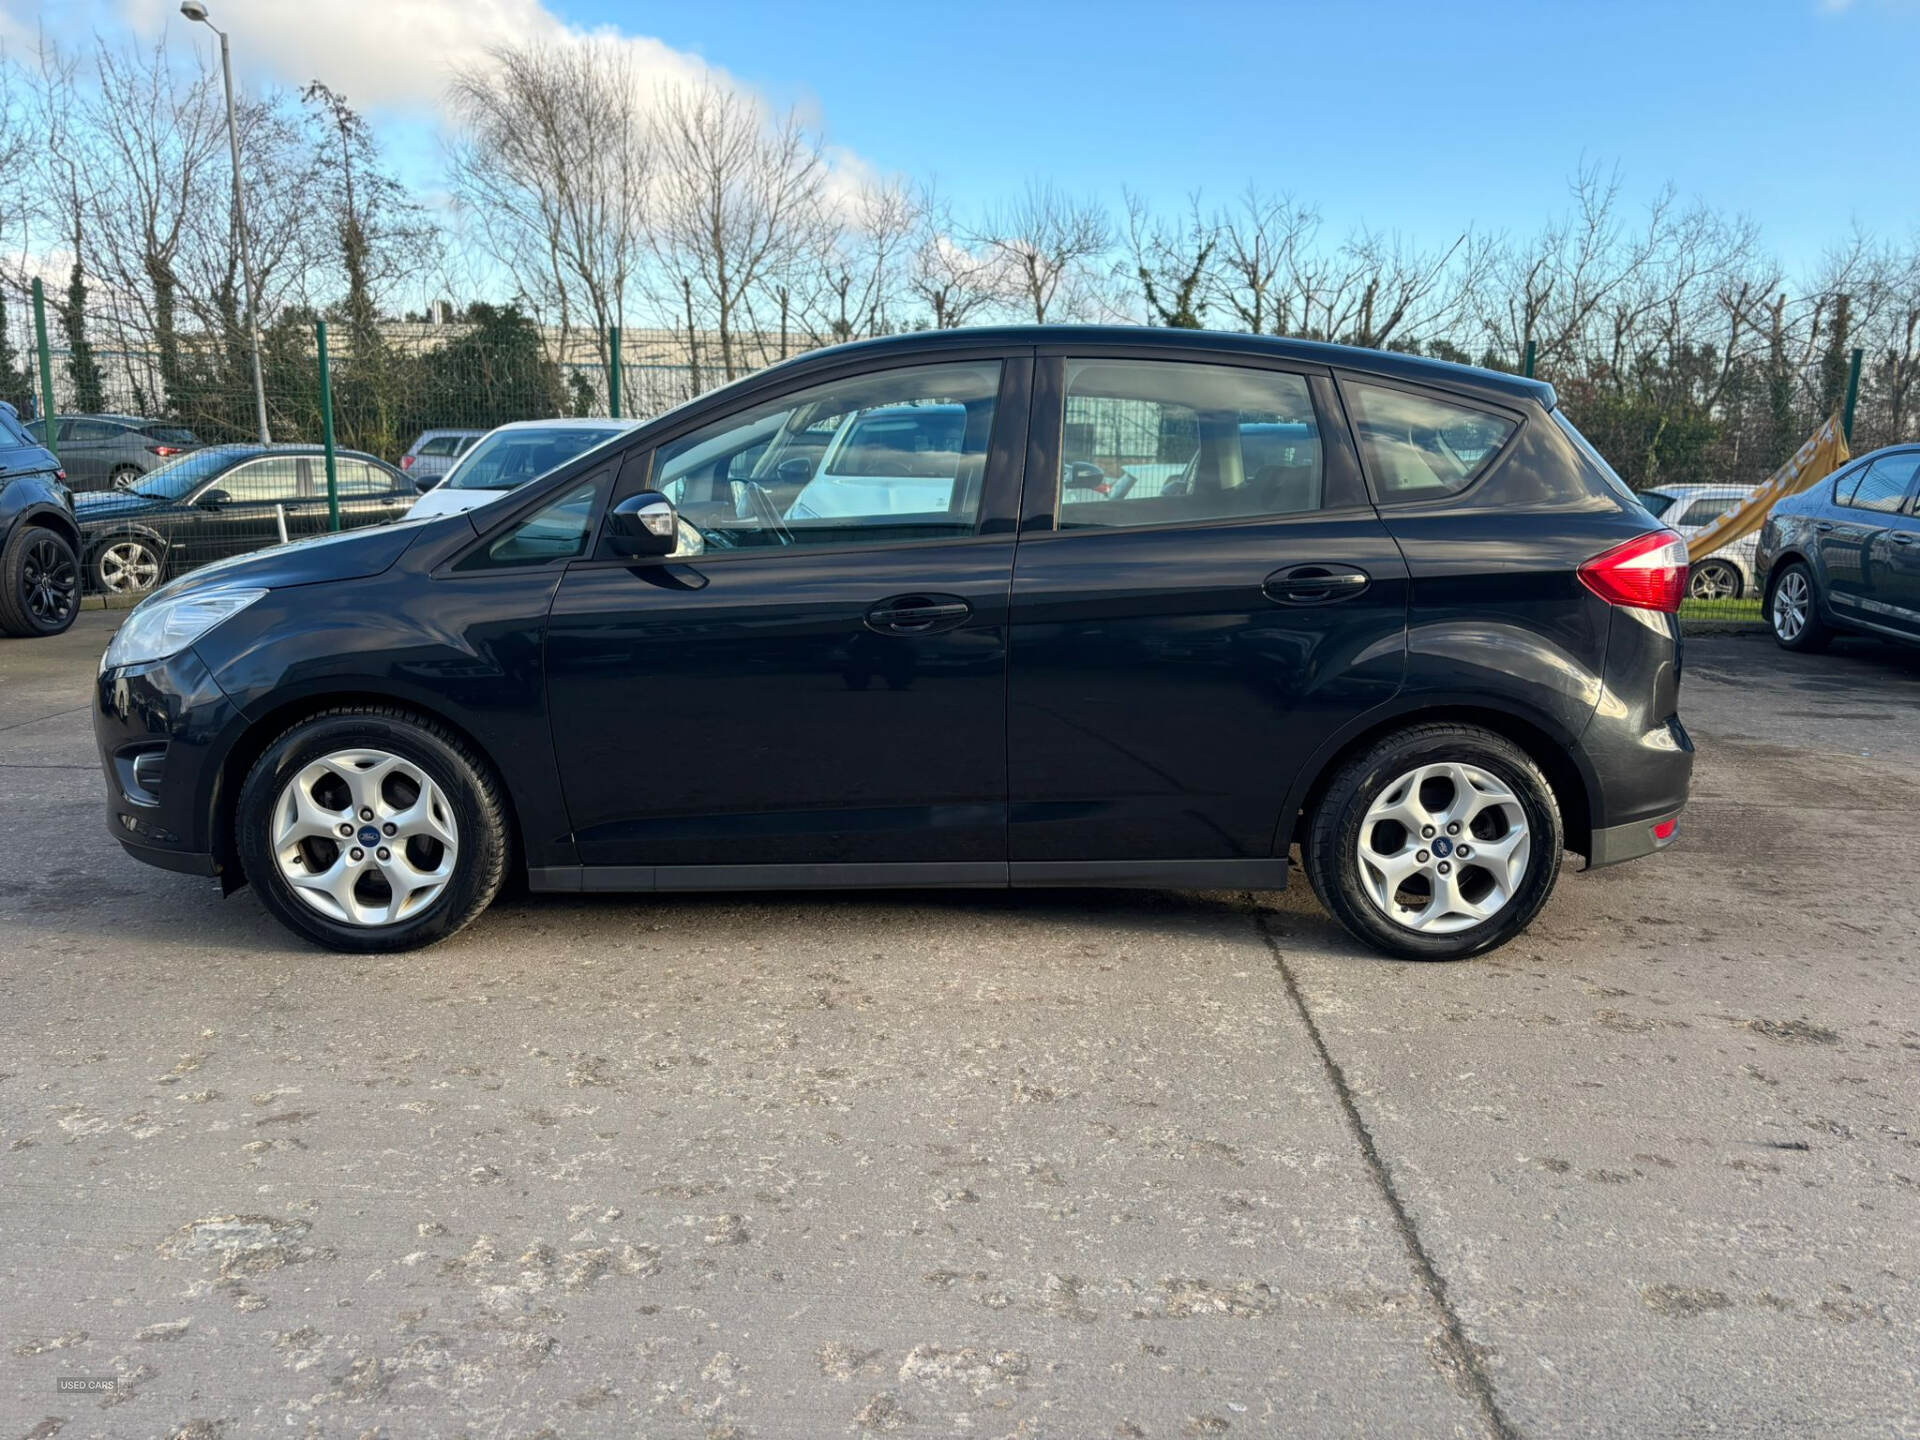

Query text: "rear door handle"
[865, 594, 972, 635]
[1263, 564, 1371, 606]
[1815, 521, 1835, 533]
[1894, 532, 1916, 546]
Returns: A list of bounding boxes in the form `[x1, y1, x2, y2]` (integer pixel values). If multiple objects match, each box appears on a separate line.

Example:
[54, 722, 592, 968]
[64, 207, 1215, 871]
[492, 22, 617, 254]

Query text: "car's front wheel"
[1305, 724, 1564, 961]
[0, 524, 81, 638]
[236, 707, 509, 952]
[1768, 561, 1831, 652]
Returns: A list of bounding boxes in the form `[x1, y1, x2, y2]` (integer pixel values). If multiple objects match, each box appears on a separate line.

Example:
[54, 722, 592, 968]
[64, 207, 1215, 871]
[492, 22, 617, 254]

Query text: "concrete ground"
[2, 612, 1915, 1440]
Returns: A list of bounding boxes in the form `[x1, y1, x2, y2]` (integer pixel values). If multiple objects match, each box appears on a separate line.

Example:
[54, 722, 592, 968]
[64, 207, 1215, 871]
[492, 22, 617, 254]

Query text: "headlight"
[101, 588, 267, 672]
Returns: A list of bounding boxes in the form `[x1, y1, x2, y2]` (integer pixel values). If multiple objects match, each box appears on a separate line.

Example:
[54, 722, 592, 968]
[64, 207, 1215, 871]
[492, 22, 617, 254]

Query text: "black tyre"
[0, 524, 81, 638]
[1305, 724, 1564, 962]
[235, 706, 509, 953]
[91, 535, 166, 596]
[1767, 561, 1831, 652]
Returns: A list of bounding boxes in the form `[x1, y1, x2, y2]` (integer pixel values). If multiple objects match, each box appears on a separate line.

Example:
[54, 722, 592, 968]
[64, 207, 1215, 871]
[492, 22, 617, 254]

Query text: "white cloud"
[106, 0, 731, 118]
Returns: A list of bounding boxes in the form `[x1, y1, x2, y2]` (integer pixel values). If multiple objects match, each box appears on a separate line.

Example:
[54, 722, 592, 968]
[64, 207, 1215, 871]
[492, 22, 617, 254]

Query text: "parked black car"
[75, 444, 415, 596]
[24, 413, 201, 492]
[95, 328, 1694, 960]
[1756, 444, 1920, 652]
[0, 401, 80, 638]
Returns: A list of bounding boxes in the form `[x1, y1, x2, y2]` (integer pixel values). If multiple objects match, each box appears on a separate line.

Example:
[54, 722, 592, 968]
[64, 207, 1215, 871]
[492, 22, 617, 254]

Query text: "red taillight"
[1578, 531, 1688, 613]
[149, 444, 181, 456]
[1652, 818, 1679, 841]
[401, 455, 415, 469]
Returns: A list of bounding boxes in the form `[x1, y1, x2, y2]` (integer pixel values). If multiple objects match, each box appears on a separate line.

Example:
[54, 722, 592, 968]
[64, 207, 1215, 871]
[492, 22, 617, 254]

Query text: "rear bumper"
[1586, 804, 1684, 869]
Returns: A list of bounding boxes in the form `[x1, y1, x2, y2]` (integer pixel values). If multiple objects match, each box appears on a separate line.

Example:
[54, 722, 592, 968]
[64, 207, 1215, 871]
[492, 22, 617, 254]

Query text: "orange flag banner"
[1685, 413, 1850, 562]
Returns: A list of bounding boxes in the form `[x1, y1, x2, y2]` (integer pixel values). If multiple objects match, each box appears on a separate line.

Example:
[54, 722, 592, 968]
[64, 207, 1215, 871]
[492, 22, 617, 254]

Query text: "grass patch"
[1680, 596, 1763, 625]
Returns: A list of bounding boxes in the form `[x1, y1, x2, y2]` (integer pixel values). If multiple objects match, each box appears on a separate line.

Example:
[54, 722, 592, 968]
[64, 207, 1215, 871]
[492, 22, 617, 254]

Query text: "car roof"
[750, 325, 1559, 408]
[411, 428, 487, 440]
[483, 417, 645, 434]
[191, 443, 390, 465]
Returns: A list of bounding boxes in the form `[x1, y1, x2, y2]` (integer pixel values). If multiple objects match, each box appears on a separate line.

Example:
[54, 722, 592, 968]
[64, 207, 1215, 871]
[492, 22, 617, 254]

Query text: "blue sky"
[555, 0, 1918, 270]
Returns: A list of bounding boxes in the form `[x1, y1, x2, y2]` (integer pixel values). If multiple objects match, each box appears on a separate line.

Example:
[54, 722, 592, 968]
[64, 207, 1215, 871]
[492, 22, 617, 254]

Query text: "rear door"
[1820, 452, 1920, 632]
[1874, 451, 1920, 636]
[1004, 350, 1407, 879]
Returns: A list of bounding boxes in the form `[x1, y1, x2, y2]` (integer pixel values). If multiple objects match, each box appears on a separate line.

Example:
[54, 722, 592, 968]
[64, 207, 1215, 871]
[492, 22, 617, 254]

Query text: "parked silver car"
[1642, 482, 1759, 599]
[398, 429, 486, 491]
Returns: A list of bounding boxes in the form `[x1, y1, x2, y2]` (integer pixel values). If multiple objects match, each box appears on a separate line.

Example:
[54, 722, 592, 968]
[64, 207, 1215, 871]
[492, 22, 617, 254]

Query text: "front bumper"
[95, 646, 245, 880]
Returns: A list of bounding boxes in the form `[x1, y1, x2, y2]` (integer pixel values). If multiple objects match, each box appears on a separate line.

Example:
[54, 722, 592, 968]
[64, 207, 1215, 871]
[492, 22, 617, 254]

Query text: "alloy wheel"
[1772, 570, 1809, 642]
[98, 540, 161, 594]
[21, 534, 79, 629]
[271, 749, 460, 928]
[1355, 762, 1532, 934]
[1687, 562, 1738, 601]
[111, 467, 143, 491]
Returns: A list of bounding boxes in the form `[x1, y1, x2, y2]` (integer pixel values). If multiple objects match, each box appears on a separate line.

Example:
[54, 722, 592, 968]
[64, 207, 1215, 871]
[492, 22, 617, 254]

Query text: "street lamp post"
[181, 0, 270, 444]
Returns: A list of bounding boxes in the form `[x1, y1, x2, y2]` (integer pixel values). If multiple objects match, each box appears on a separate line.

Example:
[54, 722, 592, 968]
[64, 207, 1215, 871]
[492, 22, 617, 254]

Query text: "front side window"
[1058, 360, 1325, 529]
[328, 460, 397, 497]
[655, 361, 1000, 551]
[1348, 383, 1517, 503]
[1839, 455, 1918, 514]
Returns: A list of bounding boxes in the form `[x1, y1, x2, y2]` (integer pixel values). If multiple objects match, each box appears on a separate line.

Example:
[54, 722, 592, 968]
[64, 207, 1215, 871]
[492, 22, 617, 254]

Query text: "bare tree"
[1211, 186, 1314, 335]
[1124, 190, 1214, 328]
[649, 79, 829, 381]
[906, 186, 1002, 329]
[971, 182, 1110, 323]
[449, 39, 652, 374]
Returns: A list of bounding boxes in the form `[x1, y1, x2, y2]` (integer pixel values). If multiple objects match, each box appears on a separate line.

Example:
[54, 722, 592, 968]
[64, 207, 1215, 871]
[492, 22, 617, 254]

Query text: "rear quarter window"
[1346, 383, 1517, 504]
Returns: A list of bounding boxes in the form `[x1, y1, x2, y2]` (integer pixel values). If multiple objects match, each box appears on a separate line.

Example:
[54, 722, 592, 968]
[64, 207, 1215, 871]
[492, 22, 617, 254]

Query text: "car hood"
[146, 518, 443, 603]
[73, 488, 169, 523]
[406, 485, 505, 520]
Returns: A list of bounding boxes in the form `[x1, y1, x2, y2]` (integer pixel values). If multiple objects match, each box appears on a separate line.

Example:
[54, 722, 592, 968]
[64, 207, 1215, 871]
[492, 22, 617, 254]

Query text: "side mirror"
[776, 455, 814, 487]
[197, 488, 231, 509]
[606, 490, 679, 558]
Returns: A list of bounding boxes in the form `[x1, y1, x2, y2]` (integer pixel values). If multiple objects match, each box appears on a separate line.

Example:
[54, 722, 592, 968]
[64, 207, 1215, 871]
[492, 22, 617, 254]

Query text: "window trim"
[1836, 451, 1920, 515]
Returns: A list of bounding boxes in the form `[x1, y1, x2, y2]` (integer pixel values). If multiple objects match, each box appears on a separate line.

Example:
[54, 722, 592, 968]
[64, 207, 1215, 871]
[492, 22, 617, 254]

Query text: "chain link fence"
[3, 278, 1801, 623]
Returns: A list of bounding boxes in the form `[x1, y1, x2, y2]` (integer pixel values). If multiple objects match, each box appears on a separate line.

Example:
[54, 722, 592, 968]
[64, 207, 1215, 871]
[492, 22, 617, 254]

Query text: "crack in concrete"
[1256, 907, 1520, 1440]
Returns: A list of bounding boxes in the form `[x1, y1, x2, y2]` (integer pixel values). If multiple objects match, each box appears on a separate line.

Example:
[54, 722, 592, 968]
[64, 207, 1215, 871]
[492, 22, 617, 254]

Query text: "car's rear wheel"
[1686, 559, 1742, 601]
[93, 537, 164, 596]
[1305, 724, 1564, 961]
[0, 524, 81, 638]
[1768, 562, 1831, 652]
[110, 465, 144, 491]
[236, 707, 509, 953]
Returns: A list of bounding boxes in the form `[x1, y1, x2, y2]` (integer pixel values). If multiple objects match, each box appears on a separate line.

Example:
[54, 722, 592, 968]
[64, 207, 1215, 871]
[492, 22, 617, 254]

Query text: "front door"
[546, 354, 1030, 876]
[1006, 353, 1409, 875]
[1821, 451, 1920, 634]
[189, 455, 320, 566]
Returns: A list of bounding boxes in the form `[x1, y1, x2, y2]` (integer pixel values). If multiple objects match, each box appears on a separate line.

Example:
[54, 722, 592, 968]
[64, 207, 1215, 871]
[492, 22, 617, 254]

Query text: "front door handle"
[1815, 521, 1835, 534]
[1263, 564, 1371, 606]
[1893, 532, 1916, 546]
[865, 594, 972, 635]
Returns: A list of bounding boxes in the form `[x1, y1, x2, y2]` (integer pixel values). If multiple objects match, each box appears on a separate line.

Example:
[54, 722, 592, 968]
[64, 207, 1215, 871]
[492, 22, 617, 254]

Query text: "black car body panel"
[0, 403, 79, 592]
[94, 326, 1692, 907]
[1756, 445, 1920, 644]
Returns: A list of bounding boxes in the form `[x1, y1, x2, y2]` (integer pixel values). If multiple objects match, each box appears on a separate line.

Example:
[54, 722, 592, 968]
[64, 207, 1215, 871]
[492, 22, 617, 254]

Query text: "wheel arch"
[211, 690, 525, 893]
[1282, 699, 1597, 861]
[10, 504, 81, 555]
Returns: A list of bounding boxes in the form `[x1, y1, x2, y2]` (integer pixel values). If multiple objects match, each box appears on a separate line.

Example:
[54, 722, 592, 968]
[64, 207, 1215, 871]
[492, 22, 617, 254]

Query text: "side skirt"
[528, 858, 1290, 894]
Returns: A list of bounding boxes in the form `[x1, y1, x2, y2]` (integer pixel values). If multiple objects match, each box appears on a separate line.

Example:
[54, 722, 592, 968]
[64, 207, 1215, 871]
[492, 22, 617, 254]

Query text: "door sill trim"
[528, 858, 1289, 894]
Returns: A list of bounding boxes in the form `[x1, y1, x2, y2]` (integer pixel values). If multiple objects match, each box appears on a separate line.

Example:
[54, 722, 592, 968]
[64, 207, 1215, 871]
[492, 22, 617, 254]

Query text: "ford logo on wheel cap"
[1431, 836, 1454, 858]
[358, 825, 381, 847]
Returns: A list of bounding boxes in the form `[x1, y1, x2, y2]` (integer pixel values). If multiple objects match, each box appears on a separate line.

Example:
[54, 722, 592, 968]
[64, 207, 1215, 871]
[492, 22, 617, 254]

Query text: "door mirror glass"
[607, 490, 680, 558]
[775, 455, 814, 487]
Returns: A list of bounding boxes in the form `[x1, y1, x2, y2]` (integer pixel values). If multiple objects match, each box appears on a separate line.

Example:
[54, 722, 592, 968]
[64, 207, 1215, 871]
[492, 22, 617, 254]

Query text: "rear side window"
[1058, 359, 1326, 529]
[418, 436, 461, 457]
[1838, 455, 1918, 514]
[1677, 498, 1736, 526]
[142, 425, 196, 443]
[1349, 383, 1516, 503]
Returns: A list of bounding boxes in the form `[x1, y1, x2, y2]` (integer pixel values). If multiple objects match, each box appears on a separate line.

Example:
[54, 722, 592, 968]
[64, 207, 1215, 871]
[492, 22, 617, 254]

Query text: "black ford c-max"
[95, 328, 1692, 961]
